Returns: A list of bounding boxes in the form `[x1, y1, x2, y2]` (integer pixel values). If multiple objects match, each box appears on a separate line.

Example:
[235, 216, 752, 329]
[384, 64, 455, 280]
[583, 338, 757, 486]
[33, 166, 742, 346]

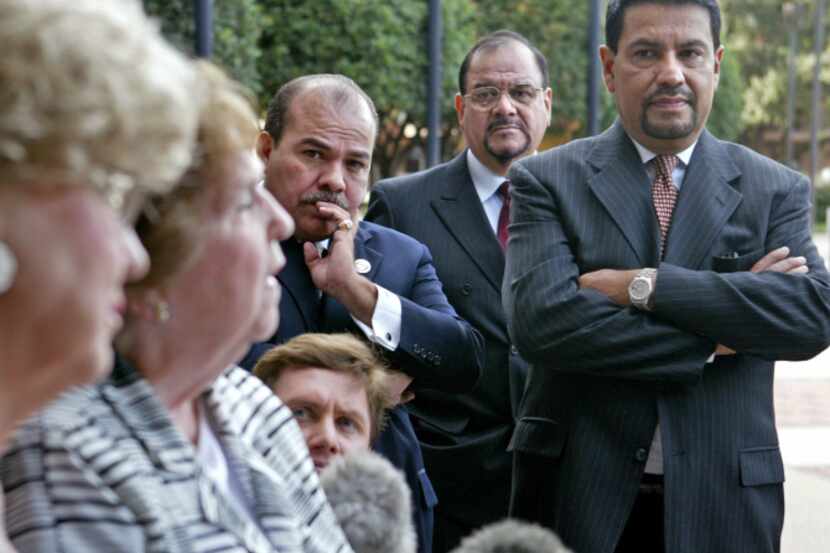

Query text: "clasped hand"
[303, 201, 378, 325]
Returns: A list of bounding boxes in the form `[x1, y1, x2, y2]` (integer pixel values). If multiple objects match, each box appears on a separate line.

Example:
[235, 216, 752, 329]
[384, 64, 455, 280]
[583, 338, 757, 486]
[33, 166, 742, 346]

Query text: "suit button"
[635, 448, 648, 462]
[510, 345, 519, 355]
[461, 283, 472, 296]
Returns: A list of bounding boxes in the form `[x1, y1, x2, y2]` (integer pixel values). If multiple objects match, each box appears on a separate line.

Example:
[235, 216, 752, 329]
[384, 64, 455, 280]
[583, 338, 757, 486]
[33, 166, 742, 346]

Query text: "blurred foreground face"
[1, 184, 148, 381]
[160, 151, 293, 361]
[273, 366, 372, 471]
[0, 0, 199, 398]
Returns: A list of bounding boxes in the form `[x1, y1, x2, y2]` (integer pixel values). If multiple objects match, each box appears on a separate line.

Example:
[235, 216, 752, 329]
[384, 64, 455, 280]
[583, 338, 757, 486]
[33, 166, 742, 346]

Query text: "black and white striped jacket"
[1, 361, 353, 553]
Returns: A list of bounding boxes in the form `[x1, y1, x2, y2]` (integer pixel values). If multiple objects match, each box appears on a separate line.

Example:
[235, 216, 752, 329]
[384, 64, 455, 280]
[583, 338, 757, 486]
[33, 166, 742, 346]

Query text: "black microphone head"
[450, 519, 573, 553]
[320, 450, 416, 553]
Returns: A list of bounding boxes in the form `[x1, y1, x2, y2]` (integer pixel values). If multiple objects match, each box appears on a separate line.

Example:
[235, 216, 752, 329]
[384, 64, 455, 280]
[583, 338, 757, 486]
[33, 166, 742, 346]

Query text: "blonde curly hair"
[0, 0, 202, 208]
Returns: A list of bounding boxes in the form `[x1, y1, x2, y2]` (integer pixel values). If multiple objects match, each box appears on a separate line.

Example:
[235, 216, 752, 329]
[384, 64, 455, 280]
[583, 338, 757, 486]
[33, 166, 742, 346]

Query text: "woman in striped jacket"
[2, 62, 353, 553]
[0, 1, 199, 550]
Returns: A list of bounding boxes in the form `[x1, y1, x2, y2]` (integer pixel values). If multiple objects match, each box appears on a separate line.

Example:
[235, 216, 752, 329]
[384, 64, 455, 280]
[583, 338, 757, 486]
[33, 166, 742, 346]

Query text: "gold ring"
[337, 219, 354, 232]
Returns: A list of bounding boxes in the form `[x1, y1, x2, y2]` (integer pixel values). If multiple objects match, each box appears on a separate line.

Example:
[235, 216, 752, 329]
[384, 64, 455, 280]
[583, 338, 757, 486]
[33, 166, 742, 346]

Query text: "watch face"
[630, 278, 650, 300]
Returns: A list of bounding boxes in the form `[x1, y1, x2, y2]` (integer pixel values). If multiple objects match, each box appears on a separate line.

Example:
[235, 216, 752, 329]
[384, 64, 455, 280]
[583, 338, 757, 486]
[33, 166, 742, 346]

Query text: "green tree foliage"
[143, 0, 263, 97]
[257, 0, 477, 175]
[708, 54, 745, 142]
[145, 0, 751, 174]
[721, 0, 829, 161]
[475, 0, 596, 140]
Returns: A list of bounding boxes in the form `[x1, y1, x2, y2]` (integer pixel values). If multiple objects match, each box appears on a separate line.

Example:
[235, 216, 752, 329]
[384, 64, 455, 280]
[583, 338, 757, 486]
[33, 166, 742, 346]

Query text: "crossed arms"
[503, 161, 830, 383]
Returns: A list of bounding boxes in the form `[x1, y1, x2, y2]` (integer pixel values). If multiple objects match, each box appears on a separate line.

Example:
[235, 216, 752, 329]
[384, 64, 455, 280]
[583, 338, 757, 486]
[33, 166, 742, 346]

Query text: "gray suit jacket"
[504, 122, 830, 553]
[367, 152, 528, 529]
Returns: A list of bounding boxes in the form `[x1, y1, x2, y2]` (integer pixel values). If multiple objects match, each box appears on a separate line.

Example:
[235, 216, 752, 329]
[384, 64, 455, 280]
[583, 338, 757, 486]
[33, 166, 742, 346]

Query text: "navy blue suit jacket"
[505, 123, 830, 553]
[242, 220, 484, 553]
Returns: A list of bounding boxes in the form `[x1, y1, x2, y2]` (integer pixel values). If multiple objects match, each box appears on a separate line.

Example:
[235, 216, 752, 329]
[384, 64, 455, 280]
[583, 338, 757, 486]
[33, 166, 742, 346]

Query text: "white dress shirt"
[467, 149, 509, 235]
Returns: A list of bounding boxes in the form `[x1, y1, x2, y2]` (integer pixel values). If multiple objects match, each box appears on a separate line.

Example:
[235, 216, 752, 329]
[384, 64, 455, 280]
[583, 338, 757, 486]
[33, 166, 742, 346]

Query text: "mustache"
[645, 85, 695, 105]
[299, 190, 349, 210]
[487, 117, 528, 134]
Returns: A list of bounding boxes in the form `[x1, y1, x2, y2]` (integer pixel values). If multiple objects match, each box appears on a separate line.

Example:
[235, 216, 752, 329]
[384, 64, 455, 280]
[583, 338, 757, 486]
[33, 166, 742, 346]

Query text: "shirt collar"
[629, 136, 697, 167]
[466, 149, 508, 203]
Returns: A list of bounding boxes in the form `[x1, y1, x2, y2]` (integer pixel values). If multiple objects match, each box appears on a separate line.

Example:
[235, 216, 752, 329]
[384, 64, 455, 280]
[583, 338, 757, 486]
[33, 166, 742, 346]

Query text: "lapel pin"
[354, 258, 371, 274]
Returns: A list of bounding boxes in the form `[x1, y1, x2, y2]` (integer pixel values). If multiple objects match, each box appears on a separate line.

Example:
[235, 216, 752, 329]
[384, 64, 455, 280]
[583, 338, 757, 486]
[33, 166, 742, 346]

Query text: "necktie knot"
[654, 154, 678, 184]
[498, 180, 510, 201]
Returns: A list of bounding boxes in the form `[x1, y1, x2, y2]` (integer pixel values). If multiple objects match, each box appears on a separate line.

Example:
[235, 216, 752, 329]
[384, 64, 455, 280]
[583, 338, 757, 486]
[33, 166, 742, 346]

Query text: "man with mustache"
[242, 74, 485, 553]
[503, 1, 830, 553]
[366, 31, 551, 552]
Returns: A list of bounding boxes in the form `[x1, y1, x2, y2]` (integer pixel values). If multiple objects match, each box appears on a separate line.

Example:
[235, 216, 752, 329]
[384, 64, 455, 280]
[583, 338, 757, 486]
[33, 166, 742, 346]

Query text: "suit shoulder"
[516, 135, 598, 176]
[360, 220, 430, 253]
[720, 139, 806, 185]
[374, 158, 458, 197]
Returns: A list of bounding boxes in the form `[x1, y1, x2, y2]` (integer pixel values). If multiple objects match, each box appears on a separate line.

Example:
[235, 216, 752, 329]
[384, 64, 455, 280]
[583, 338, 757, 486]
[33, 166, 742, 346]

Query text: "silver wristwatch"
[628, 268, 657, 311]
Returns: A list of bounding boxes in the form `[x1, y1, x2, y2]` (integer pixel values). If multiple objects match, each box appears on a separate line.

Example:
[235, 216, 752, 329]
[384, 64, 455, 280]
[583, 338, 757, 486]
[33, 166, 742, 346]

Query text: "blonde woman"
[0, 1, 199, 548]
[2, 63, 356, 553]
[0, 0, 199, 445]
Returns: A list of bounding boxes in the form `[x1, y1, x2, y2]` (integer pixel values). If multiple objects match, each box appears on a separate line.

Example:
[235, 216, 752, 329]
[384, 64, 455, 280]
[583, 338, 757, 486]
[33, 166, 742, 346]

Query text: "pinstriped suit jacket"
[2, 361, 352, 553]
[503, 122, 830, 553]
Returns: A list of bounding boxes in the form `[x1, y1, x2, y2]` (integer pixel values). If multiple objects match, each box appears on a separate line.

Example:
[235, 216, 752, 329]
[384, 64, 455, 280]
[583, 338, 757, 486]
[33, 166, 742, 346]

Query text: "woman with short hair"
[0, 2, 200, 547]
[2, 61, 355, 553]
[0, 0, 199, 445]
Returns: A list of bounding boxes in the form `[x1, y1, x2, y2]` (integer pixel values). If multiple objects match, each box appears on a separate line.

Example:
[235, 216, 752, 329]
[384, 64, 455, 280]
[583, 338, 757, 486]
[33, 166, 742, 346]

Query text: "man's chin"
[643, 114, 696, 141]
[485, 138, 530, 164]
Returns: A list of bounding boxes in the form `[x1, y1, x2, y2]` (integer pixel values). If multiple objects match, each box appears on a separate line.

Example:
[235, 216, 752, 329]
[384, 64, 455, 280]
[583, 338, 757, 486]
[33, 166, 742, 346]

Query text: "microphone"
[450, 519, 573, 553]
[319, 450, 416, 553]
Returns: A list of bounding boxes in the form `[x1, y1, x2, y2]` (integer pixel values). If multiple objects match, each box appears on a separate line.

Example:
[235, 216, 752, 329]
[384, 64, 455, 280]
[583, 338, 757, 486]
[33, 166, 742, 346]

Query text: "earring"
[0, 241, 17, 295]
[154, 300, 171, 323]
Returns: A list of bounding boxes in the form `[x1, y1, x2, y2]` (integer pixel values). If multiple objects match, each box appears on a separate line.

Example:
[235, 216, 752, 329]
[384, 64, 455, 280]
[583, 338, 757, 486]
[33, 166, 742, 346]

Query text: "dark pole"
[783, 3, 802, 167]
[194, 0, 213, 58]
[426, 0, 443, 167]
[810, 0, 826, 228]
[587, 0, 602, 135]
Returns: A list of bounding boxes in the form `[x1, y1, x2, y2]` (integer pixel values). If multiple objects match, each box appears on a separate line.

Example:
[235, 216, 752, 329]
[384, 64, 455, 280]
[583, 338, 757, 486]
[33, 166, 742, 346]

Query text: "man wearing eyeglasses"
[366, 30, 551, 553]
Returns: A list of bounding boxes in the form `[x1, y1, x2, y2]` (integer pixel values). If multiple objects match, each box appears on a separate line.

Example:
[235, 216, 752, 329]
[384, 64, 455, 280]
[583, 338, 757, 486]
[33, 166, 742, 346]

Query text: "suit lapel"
[277, 239, 319, 331]
[431, 153, 505, 292]
[587, 122, 660, 266]
[320, 224, 383, 330]
[664, 130, 742, 269]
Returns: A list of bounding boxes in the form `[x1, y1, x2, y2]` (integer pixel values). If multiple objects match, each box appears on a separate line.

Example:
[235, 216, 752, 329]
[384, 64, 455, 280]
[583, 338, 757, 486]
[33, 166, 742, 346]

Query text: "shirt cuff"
[706, 351, 716, 364]
[351, 285, 402, 351]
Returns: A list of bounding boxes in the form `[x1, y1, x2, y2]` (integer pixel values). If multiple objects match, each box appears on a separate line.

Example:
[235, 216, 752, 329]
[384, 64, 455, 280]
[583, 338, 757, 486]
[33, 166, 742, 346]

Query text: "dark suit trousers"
[374, 406, 437, 553]
[614, 475, 665, 553]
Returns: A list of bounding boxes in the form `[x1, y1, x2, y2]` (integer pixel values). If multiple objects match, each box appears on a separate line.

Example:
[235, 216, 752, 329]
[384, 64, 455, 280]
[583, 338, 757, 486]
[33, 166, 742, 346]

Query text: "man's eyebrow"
[626, 38, 662, 50]
[298, 137, 331, 150]
[346, 150, 371, 161]
[677, 39, 710, 50]
[338, 406, 368, 424]
[626, 38, 710, 51]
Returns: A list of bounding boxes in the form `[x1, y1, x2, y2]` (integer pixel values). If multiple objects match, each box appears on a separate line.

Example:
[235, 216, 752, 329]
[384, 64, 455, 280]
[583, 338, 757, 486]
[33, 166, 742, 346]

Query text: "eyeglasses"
[464, 85, 544, 109]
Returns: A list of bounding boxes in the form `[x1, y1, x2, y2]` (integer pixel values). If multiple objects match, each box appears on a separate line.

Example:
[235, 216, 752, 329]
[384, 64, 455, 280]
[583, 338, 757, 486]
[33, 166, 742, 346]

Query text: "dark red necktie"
[497, 180, 511, 251]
